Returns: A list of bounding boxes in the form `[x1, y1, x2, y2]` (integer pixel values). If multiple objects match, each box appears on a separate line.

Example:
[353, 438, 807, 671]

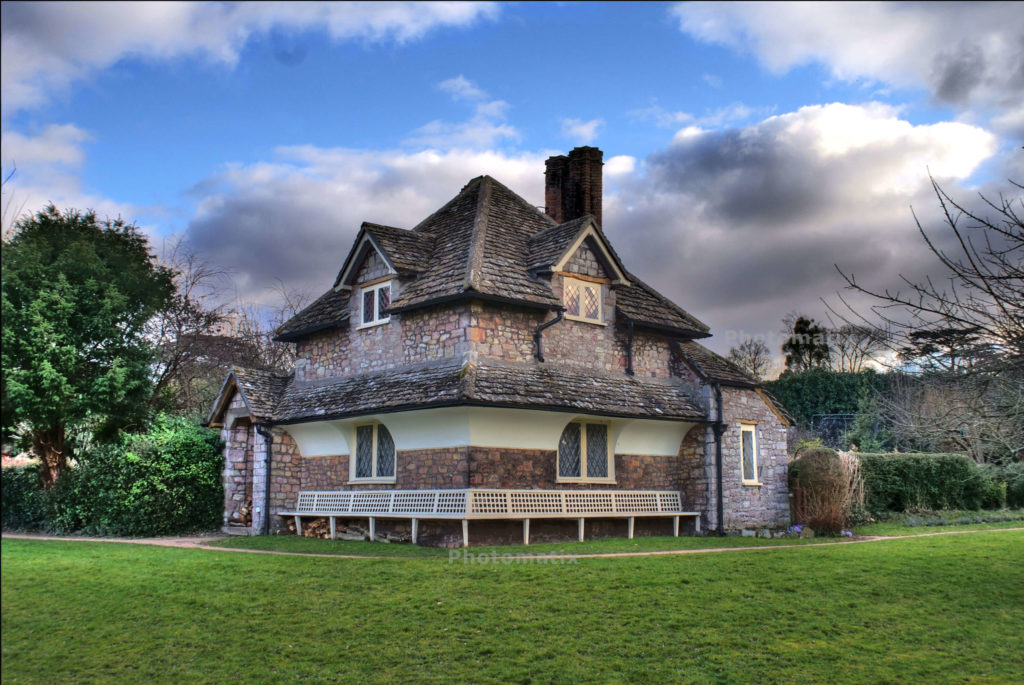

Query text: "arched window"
[558, 421, 611, 481]
[354, 423, 395, 480]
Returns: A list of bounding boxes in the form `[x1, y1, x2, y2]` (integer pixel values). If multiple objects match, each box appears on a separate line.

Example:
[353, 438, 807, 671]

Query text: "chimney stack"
[545, 146, 603, 226]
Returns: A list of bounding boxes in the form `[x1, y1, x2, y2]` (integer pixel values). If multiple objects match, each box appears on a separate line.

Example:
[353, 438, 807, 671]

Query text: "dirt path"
[4, 526, 1022, 560]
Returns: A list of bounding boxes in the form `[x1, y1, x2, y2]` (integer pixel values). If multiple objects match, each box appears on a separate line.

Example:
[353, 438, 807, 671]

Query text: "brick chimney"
[545, 146, 603, 226]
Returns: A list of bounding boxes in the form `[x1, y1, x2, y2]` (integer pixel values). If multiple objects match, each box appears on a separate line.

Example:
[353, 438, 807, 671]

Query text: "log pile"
[284, 517, 411, 542]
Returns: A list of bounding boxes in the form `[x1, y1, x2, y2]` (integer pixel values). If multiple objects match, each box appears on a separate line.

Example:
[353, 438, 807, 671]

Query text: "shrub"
[858, 453, 994, 516]
[3, 416, 223, 536]
[1, 464, 47, 529]
[789, 447, 848, 534]
[997, 462, 1024, 508]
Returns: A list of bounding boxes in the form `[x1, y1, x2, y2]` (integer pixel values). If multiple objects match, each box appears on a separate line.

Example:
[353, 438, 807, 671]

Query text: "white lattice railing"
[284, 489, 688, 519]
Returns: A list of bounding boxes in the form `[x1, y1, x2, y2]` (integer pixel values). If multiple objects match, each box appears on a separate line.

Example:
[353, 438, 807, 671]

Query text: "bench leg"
[578, 518, 585, 543]
[627, 517, 635, 540]
[523, 519, 530, 546]
[369, 517, 376, 541]
[694, 515, 701, 535]
[330, 517, 336, 540]
[411, 518, 419, 545]
[462, 520, 469, 548]
[673, 516, 679, 537]
[294, 516, 302, 536]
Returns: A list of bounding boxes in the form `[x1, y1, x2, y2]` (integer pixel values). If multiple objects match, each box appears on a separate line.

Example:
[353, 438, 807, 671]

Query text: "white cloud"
[1, 124, 91, 167]
[1, 1, 499, 113]
[702, 73, 723, 88]
[607, 102, 1001, 353]
[632, 102, 768, 130]
[182, 147, 546, 303]
[560, 118, 604, 144]
[604, 155, 636, 178]
[407, 76, 519, 149]
[671, 2, 1024, 109]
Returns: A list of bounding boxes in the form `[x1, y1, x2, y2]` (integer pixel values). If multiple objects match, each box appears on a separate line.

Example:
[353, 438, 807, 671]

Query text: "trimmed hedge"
[1, 416, 223, 535]
[858, 453, 1005, 515]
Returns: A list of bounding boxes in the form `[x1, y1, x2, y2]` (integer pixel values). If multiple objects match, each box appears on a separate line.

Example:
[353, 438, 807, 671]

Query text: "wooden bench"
[278, 489, 701, 546]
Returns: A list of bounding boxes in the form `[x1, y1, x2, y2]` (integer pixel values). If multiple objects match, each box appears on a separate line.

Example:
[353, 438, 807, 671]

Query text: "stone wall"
[356, 250, 390, 283]
[708, 387, 790, 531]
[564, 239, 608, 278]
[221, 415, 253, 525]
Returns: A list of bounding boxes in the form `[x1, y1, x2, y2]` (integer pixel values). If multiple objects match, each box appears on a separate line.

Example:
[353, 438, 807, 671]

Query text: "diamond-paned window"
[354, 423, 396, 480]
[559, 423, 582, 478]
[356, 425, 374, 478]
[359, 281, 392, 328]
[565, 281, 581, 317]
[586, 424, 608, 478]
[558, 421, 611, 481]
[563, 277, 601, 323]
[376, 425, 395, 477]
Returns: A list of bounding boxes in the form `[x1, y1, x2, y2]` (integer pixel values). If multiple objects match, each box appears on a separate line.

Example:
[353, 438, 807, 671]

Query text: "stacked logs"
[283, 517, 411, 543]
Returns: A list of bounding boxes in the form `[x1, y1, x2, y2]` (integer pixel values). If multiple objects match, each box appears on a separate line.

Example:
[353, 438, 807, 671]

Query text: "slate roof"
[275, 288, 349, 342]
[272, 359, 707, 424]
[527, 216, 592, 271]
[362, 223, 434, 275]
[390, 176, 562, 310]
[676, 341, 757, 388]
[617, 277, 711, 337]
[208, 366, 293, 424]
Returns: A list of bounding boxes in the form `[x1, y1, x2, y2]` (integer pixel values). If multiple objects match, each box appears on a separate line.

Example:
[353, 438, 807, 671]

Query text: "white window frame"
[358, 280, 392, 329]
[740, 423, 761, 486]
[556, 420, 615, 484]
[349, 422, 397, 483]
[562, 277, 604, 325]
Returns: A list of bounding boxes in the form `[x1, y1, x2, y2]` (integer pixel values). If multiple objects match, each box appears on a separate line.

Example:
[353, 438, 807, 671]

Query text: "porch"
[278, 489, 700, 546]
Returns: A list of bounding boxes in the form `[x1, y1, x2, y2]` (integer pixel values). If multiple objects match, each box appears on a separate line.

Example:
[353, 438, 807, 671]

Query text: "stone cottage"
[207, 147, 791, 545]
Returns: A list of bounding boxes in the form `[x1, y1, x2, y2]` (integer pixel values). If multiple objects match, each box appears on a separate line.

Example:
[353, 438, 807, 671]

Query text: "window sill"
[356, 319, 390, 330]
[742, 480, 763, 487]
[347, 477, 397, 485]
[555, 477, 617, 485]
[564, 314, 606, 326]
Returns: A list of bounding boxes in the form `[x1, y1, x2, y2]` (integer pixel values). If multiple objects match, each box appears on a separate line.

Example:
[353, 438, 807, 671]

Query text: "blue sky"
[2, 1, 1021, 362]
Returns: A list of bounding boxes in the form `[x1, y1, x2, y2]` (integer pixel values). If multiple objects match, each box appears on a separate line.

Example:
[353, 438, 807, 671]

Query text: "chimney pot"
[544, 147, 603, 226]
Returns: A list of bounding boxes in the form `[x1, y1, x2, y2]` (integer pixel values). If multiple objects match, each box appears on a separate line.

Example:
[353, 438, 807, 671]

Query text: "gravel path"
[4, 526, 1022, 560]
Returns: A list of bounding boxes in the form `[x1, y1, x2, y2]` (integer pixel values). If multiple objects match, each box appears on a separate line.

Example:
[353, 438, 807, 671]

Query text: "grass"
[3, 530, 1023, 683]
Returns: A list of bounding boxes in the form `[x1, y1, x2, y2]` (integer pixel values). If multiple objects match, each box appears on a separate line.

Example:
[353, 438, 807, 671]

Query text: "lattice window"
[559, 423, 581, 478]
[586, 425, 608, 478]
[353, 423, 396, 481]
[558, 421, 611, 482]
[355, 426, 373, 478]
[565, 281, 581, 317]
[359, 281, 392, 328]
[563, 277, 602, 323]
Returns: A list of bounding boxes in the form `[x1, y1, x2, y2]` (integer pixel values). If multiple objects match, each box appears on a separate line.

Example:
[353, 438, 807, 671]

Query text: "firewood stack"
[283, 517, 411, 542]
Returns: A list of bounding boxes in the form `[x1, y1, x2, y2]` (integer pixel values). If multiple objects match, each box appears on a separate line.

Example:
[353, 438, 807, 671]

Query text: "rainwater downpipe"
[713, 383, 725, 536]
[255, 423, 273, 536]
[533, 307, 565, 362]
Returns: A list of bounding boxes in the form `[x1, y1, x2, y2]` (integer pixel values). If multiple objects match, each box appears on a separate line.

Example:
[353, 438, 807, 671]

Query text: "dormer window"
[564, 277, 603, 324]
[360, 281, 392, 328]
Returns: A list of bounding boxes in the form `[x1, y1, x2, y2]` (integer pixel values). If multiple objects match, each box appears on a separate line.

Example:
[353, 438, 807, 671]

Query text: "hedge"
[858, 452, 1009, 515]
[1, 415, 223, 535]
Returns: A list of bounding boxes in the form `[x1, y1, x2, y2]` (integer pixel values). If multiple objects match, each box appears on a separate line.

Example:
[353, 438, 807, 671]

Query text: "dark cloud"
[932, 42, 986, 104]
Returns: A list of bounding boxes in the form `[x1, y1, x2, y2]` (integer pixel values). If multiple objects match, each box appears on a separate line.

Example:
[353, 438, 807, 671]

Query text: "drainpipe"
[713, 383, 725, 536]
[625, 318, 635, 376]
[255, 423, 273, 536]
[533, 308, 564, 362]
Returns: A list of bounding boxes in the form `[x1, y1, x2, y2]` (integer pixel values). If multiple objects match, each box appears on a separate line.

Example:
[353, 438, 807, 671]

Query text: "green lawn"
[3, 531, 1022, 683]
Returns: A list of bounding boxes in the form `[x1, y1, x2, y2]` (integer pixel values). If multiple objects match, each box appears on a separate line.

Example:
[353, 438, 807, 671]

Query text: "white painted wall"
[283, 407, 699, 457]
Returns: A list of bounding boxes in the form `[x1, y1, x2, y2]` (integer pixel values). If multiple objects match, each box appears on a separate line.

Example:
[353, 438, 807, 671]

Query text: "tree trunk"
[31, 427, 67, 488]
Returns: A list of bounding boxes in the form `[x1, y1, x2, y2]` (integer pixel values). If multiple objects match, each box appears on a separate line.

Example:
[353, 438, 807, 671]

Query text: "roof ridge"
[411, 176, 484, 233]
[463, 176, 492, 292]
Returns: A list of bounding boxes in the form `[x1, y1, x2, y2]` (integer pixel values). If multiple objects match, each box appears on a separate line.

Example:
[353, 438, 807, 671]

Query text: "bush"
[996, 462, 1024, 508]
[858, 453, 994, 516]
[2, 416, 223, 536]
[763, 368, 883, 429]
[789, 447, 848, 534]
[1, 464, 48, 529]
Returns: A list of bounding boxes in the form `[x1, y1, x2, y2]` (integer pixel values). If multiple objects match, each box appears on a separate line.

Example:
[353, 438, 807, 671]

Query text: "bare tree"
[832, 177, 1023, 462]
[826, 322, 888, 372]
[727, 338, 772, 381]
[230, 281, 310, 372]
